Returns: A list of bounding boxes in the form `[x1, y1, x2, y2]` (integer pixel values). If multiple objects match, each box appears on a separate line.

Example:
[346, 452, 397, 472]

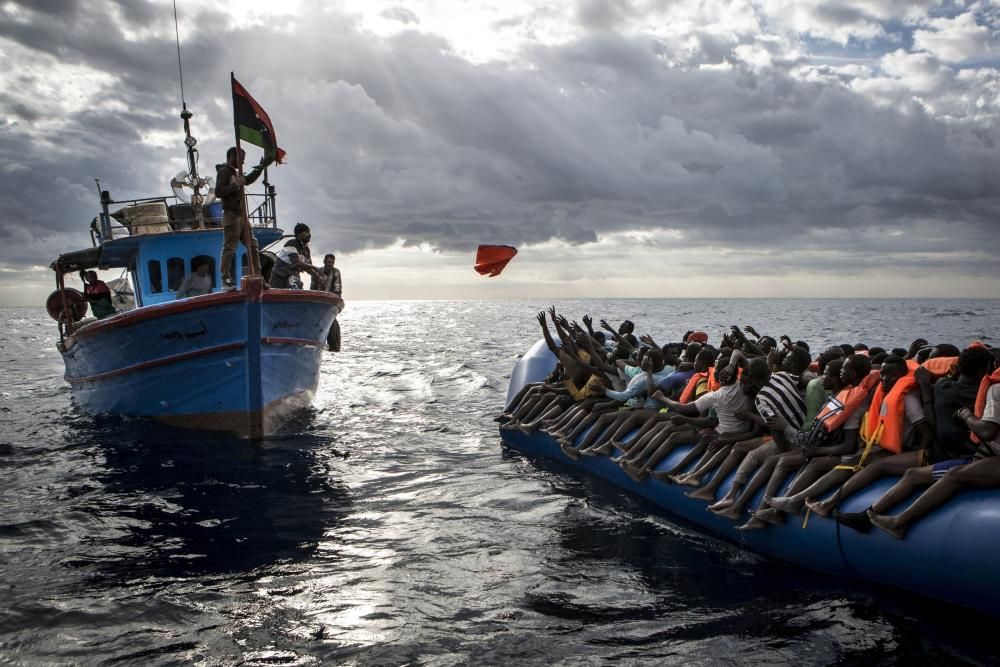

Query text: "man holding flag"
[216, 147, 269, 289]
[216, 74, 286, 289]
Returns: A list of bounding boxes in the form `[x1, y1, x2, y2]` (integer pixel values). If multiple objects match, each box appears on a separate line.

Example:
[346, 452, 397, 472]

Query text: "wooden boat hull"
[61, 277, 343, 438]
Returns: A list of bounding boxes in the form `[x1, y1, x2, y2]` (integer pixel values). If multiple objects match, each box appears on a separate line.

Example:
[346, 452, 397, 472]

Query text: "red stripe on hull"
[65, 342, 246, 383]
[261, 336, 325, 348]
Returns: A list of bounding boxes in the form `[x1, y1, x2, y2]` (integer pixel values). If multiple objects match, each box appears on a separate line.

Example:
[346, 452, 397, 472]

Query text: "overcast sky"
[2, 0, 1000, 303]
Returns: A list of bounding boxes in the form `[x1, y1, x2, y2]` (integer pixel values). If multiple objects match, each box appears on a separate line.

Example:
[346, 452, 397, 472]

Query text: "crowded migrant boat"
[497, 308, 1000, 538]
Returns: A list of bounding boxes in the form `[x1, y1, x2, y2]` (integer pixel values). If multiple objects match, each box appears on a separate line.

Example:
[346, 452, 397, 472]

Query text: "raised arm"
[536, 310, 558, 354]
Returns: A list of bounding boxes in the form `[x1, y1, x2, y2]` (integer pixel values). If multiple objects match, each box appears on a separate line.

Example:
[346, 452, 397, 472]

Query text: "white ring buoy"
[170, 171, 216, 206]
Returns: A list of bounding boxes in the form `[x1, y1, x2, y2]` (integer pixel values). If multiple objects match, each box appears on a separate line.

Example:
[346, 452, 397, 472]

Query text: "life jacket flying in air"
[474, 245, 518, 277]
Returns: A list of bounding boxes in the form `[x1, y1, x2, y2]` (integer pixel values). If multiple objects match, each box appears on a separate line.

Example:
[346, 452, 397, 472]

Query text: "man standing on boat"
[216, 147, 270, 289]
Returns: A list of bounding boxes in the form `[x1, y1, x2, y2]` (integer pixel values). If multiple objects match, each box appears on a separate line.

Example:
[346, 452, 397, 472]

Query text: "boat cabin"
[53, 193, 284, 308]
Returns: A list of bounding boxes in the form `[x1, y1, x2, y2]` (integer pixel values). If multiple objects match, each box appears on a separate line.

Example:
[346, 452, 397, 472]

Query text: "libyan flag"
[231, 74, 287, 164]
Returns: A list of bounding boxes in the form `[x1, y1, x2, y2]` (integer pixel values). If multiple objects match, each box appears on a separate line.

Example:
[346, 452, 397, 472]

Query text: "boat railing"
[93, 190, 278, 246]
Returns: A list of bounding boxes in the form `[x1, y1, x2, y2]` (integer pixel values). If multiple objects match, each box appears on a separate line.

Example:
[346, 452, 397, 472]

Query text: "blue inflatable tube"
[500, 340, 1000, 616]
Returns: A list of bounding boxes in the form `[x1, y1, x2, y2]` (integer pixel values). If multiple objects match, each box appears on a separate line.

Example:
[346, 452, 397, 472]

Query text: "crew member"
[81, 270, 115, 319]
[216, 146, 270, 289]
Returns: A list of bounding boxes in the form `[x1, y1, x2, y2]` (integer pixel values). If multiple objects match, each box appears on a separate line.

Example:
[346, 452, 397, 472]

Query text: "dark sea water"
[2, 299, 999, 665]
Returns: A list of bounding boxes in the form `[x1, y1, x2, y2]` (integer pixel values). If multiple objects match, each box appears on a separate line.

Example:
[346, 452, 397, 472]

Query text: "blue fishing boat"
[501, 339, 1000, 616]
[47, 101, 343, 439]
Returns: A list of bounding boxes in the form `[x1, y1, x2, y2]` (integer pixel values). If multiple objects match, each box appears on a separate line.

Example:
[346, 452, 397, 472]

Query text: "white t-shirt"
[694, 383, 751, 434]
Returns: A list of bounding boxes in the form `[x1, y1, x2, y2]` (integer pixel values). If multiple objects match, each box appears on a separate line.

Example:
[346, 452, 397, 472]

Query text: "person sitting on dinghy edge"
[269, 223, 322, 289]
[216, 146, 270, 289]
[830, 344, 995, 535]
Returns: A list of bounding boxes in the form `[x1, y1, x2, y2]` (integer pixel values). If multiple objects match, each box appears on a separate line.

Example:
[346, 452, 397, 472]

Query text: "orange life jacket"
[971, 368, 1000, 444]
[707, 366, 720, 392]
[920, 356, 958, 379]
[860, 375, 918, 454]
[814, 370, 880, 433]
[679, 371, 709, 403]
[905, 359, 920, 372]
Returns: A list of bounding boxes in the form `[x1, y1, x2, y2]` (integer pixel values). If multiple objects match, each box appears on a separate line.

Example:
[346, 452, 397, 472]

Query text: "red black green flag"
[231, 74, 287, 164]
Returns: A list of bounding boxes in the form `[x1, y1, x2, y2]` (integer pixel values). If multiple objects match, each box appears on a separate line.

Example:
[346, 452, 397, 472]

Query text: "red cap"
[688, 331, 709, 344]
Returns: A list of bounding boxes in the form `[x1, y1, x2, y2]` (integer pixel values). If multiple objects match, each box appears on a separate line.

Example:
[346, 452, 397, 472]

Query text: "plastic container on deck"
[206, 201, 223, 224]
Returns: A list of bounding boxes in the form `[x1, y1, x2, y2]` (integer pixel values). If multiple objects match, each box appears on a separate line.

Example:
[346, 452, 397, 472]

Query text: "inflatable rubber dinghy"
[499, 339, 1000, 616]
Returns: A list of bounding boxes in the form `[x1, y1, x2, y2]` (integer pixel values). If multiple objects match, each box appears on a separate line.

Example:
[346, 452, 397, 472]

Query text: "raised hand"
[536, 310, 547, 327]
[907, 338, 929, 359]
[547, 305, 558, 321]
[582, 314, 593, 329]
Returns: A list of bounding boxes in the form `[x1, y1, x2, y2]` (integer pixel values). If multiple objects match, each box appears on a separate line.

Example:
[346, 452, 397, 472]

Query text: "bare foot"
[767, 496, 801, 515]
[804, 499, 833, 517]
[867, 510, 906, 539]
[560, 443, 580, 461]
[493, 414, 512, 423]
[736, 516, 768, 531]
[714, 505, 743, 521]
[685, 486, 716, 502]
[623, 464, 647, 483]
[677, 475, 702, 487]
[708, 498, 735, 512]
[753, 508, 785, 525]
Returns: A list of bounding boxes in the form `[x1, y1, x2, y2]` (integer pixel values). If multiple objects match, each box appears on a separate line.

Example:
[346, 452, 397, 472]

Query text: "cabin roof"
[53, 227, 285, 273]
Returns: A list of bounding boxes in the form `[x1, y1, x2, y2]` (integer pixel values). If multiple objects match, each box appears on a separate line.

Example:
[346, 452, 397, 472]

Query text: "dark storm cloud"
[1, 1, 999, 286]
[8, 0, 79, 17]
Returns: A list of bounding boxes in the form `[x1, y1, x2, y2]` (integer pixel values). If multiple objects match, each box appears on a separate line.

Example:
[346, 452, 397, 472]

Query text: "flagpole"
[231, 71, 260, 278]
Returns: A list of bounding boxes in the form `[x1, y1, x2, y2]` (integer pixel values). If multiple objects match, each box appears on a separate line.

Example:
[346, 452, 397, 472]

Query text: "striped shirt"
[756, 371, 806, 431]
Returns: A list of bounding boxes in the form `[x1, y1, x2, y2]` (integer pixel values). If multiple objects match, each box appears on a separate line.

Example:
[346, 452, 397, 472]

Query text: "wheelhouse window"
[190, 255, 216, 289]
[147, 260, 163, 293]
[167, 257, 185, 291]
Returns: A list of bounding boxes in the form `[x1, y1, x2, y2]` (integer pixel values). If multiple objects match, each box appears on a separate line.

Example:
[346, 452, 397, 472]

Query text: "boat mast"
[173, 0, 208, 229]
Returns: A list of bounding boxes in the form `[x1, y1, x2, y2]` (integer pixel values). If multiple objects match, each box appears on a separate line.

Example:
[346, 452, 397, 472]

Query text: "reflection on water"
[1, 301, 999, 664]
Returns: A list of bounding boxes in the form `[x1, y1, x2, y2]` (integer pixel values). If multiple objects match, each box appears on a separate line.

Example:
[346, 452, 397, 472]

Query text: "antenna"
[171, 0, 207, 228]
[173, 0, 186, 111]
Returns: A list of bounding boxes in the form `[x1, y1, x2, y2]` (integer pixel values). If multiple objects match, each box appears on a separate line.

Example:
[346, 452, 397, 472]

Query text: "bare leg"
[576, 411, 626, 452]
[582, 412, 635, 454]
[684, 445, 735, 496]
[621, 412, 673, 449]
[699, 438, 764, 506]
[676, 442, 729, 486]
[635, 427, 698, 475]
[654, 432, 715, 479]
[718, 454, 782, 521]
[769, 466, 853, 515]
[870, 458, 1000, 538]
[500, 382, 539, 417]
[806, 450, 925, 516]
[608, 409, 658, 447]
[618, 422, 673, 462]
